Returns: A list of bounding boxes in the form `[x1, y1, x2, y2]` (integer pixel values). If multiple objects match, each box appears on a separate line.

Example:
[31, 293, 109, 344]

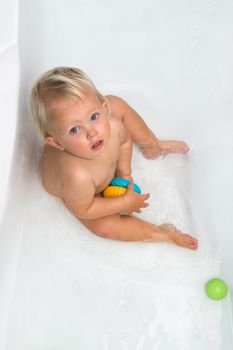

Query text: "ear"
[102, 100, 109, 117]
[45, 136, 65, 150]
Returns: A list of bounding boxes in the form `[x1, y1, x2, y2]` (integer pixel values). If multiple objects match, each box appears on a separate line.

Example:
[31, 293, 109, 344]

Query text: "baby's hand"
[124, 183, 150, 214]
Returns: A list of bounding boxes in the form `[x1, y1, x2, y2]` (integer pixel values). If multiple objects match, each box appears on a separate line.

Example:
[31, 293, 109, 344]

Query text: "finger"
[141, 204, 149, 209]
[138, 192, 149, 197]
[127, 183, 134, 190]
[142, 193, 150, 199]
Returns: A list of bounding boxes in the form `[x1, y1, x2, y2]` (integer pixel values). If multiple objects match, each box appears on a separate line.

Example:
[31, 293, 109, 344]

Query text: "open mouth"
[91, 140, 104, 150]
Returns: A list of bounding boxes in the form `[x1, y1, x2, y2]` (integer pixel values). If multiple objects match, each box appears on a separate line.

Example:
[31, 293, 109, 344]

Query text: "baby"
[30, 67, 198, 250]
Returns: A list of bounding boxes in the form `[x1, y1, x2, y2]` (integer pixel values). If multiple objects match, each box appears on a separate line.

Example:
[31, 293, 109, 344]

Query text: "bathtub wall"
[0, 1, 38, 348]
[0, 0, 19, 219]
[0, 1, 19, 347]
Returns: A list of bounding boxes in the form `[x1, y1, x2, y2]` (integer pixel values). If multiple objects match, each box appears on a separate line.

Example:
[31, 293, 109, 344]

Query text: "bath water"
[6, 147, 224, 350]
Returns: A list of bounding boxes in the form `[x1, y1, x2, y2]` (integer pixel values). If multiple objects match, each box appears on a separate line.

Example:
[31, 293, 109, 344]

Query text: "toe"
[186, 236, 198, 250]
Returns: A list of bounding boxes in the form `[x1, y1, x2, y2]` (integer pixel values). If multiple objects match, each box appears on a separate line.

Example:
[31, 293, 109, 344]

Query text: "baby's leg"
[108, 95, 189, 159]
[116, 104, 189, 159]
[122, 111, 190, 158]
[79, 215, 198, 250]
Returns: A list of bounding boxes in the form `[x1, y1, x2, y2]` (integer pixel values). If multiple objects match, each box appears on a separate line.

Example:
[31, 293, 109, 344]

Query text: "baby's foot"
[157, 140, 189, 156]
[159, 224, 198, 250]
[139, 139, 189, 159]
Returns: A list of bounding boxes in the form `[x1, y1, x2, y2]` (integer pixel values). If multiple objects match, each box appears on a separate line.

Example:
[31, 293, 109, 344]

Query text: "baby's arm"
[115, 122, 132, 180]
[62, 169, 149, 220]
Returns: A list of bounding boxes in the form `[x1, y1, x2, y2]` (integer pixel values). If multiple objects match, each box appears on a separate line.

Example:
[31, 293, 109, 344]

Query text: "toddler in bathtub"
[30, 66, 198, 250]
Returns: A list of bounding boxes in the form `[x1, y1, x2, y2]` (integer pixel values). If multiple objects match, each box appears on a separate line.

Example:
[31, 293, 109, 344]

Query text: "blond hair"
[30, 66, 106, 138]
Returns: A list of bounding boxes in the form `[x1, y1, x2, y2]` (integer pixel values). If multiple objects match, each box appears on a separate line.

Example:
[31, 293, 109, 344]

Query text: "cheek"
[65, 134, 83, 147]
[72, 137, 87, 149]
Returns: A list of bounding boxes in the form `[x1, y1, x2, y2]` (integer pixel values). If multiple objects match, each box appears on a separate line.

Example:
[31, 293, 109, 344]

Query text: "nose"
[86, 126, 97, 140]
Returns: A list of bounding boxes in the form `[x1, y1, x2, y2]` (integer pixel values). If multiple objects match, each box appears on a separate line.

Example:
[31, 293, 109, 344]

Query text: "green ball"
[205, 278, 228, 300]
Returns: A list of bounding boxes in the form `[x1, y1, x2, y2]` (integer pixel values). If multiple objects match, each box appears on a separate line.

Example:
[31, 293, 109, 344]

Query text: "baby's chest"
[92, 157, 117, 190]
[88, 128, 121, 189]
[92, 149, 120, 193]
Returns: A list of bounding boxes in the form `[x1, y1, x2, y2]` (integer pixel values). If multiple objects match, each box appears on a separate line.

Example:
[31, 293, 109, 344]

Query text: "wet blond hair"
[30, 66, 106, 138]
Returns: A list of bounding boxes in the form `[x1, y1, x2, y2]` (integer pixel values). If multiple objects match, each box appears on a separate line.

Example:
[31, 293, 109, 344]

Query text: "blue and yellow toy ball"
[205, 278, 228, 300]
[103, 177, 141, 198]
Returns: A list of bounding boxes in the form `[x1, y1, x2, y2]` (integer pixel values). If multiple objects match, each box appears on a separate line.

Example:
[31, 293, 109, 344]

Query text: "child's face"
[45, 91, 111, 159]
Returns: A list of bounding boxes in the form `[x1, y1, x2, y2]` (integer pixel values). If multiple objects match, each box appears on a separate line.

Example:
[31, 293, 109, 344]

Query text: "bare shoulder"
[105, 95, 131, 120]
[106, 94, 127, 105]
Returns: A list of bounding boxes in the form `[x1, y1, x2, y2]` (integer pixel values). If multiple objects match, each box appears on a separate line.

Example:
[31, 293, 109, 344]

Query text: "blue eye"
[70, 126, 80, 135]
[91, 113, 99, 121]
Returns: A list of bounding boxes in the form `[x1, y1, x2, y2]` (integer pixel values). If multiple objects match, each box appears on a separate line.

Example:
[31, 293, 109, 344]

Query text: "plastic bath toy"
[103, 177, 141, 198]
[103, 186, 127, 198]
[205, 278, 228, 300]
[109, 178, 141, 194]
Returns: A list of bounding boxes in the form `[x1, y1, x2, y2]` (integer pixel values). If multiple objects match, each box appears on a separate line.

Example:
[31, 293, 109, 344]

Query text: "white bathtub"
[1, 0, 233, 349]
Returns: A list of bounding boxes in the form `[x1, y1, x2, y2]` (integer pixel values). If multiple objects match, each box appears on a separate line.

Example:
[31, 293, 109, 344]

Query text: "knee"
[86, 217, 121, 241]
[92, 222, 117, 240]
